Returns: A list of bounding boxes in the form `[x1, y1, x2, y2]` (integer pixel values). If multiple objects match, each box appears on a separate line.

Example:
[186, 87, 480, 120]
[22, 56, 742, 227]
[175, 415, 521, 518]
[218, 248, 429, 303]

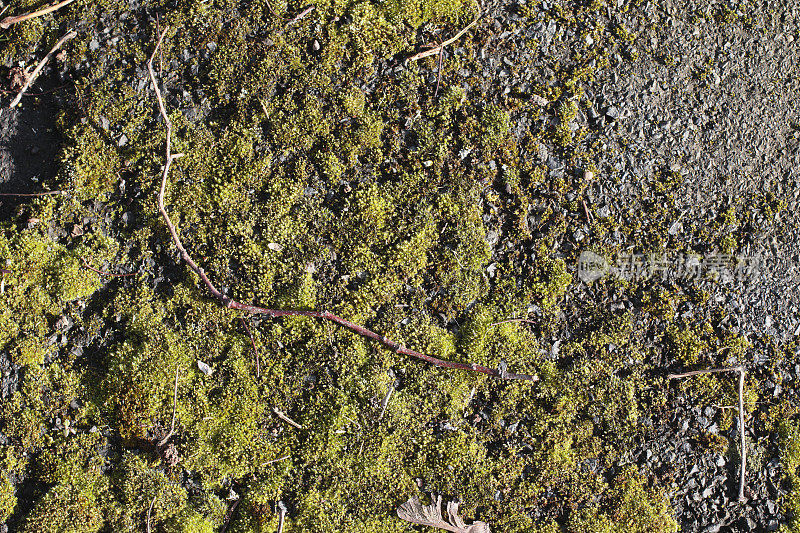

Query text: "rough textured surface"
[0, 0, 799, 531]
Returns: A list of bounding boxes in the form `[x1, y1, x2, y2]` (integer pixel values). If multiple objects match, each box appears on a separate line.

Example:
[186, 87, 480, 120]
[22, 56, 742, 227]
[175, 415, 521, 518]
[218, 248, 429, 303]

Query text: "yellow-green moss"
[0, 476, 15, 523]
[780, 420, 800, 531]
[20, 474, 105, 533]
[0, 0, 728, 530]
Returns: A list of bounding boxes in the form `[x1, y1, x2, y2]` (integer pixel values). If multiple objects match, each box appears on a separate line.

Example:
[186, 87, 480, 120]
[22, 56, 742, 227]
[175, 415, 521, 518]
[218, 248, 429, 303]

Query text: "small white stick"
[261, 455, 290, 467]
[0, 0, 76, 30]
[377, 384, 395, 421]
[276, 501, 287, 533]
[157, 366, 180, 446]
[668, 366, 747, 501]
[273, 408, 303, 429]
[146, 494, 158, 533]
[409, 17, 479, 61]
[9, 29, 76, 108]
[736, 368, 746, 502]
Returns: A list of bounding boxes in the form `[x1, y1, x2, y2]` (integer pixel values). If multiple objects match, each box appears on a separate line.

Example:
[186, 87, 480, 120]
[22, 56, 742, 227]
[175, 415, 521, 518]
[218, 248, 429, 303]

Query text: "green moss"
[666, 323, 709, 366]
[566, 467, 677, 532]
[0, 228, 111, 372]
[0, 0, 715, 529]
[528, 246, 572, 310]
[553, 99, 579, 147]
[0, 476, 16, 522]
[780, 420, 800, 531]
[341, 86, 366, 118]
[20, 473, 105, 533]
[480, 104, 513, 155]
[61, 126, 121, 200]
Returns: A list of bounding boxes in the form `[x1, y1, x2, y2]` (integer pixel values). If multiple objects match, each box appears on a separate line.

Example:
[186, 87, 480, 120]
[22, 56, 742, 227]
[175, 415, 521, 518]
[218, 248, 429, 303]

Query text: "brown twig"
[286, 5, 314, 26]
[582, 199, 592, 224]
[147, 28, 536, 382]
[668, 366, 747, 502]
[409, 17, 479, 61]
[9, 29, 76, 108]
[157, 365, 180, 446]
[0, 188, 65, 197]
[81, 260, 138, 278]
[240, 316, 260, 377]
[220, 498, 241, 533]
[0, 0, 76, 30]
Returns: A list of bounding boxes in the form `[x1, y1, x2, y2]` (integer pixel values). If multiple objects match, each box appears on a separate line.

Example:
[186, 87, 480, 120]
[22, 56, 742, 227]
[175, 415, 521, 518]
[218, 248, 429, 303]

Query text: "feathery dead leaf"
[396, 493, 491, 533]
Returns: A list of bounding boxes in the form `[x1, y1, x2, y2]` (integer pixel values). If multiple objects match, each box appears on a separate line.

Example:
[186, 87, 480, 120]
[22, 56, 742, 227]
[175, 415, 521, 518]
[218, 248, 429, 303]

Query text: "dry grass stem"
[287, 5, 314, 26]
[489, 318, 536, 327]
[157, 365, 180, 446]
[0, 0, 76, 30]
[409, 17, 479, 61]
[273, 408, 303, 429]
[0, 190, 64, 196]
[146, 494, 157, 533]
[9, 29, 76, 108]
[277, 501, 288, 533]
[240, 316, 260, 377]
[261, 455, 290, 467]
[377, 384, 395, 421]
[668, 366, 747, 501]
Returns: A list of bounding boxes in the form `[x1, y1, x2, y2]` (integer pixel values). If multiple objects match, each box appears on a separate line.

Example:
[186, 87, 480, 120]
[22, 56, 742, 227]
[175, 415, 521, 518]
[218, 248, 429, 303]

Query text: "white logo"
[577, 251, 609, 283]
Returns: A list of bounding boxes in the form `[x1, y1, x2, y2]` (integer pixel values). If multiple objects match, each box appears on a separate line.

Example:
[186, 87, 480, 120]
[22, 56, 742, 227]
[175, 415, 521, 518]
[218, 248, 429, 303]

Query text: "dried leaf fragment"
[397, 493, 490, 533]
[197, 360, 214, 376]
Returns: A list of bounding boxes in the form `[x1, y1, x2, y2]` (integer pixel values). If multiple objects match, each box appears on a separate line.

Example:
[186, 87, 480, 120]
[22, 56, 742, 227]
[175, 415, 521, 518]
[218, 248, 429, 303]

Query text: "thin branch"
[668, 366, 747, 502]
[736, 368, 746, 502]
[277, 501, 287, 533]
[377, 383, 395, 421]
[582, 199, 592, 224]
[220, 498, 241, 533]
[261, 455, 290, 467]
[490, 318, 537, 327]
[147, 28, 536, 383]
[409, 17, 479, 61]
[146, 494, 157, 533]
[9, 29, 76, 108]
[0, 0, 77, 30]
[241, 316, 260, 377]
[273, 408, 303, 429]
[0, 190, 64, 196]
[287, 5, 314, 26]
[433, 45, 444, 98]
[157, 365, 180, 446]
[667, 367, 740, 379]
